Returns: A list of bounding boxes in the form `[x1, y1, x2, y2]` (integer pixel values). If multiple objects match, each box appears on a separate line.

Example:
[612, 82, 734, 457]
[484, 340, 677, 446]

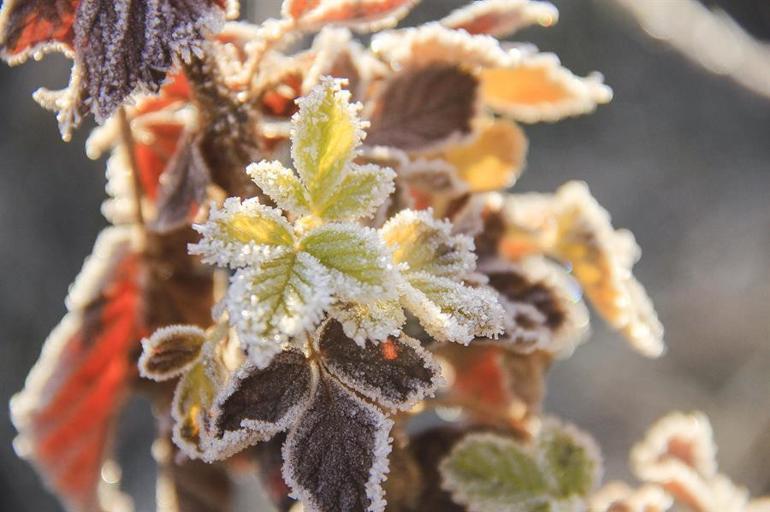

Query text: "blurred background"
[0, 0, 768, 510]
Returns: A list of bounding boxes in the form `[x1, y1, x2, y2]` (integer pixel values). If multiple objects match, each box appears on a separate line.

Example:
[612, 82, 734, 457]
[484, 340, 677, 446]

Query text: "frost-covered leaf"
[282, 370, 393, 512]
[440, 432, 551, 511]
[151, 136, 211, 233]
[204, 351, 315, 461]
[482, 257, 589, 355]
[382, 209, 476, 278]
[291, 78, 364, 210]
[548, 183, 663, 357]
[481, 52, 612, 123]
[371, 23, 513, 70]
[537, 420, 602, 500]
[316, 319, 442, 411]
[78, 0, 230, 122]
[500, 183, 664, 357]
[300, 223, 395, 301]
[190, 197, 295, 269]
[139, 325, 207, 381]
[440, 425, 599, 511]
[590, 482, 673, 512]
[367, 63, 479, 151]
[172, 358, 220, 458]
[441, 0, 559, 37]
[442, 119, 528, 193]
[6, 0, 232, 137]
[226, 251, 330, 368]
[0, 0, 78, 62]
[284, 0, 419, 32]
[10, 227, 144, 512]
[314, 163, 396, 221]
[247, 161, 311, 217]
[630, 412, 717, 489]
[401, 273, 504, 344]
[328, 298, 406, 344]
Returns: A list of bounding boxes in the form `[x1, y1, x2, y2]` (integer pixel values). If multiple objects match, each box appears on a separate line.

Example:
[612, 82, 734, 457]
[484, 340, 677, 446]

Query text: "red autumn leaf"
[11, 228, 146, 512]
[0, 0, 78, 61]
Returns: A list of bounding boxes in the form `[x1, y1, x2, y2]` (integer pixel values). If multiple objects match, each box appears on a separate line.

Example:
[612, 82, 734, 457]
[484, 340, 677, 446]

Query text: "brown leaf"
[207, 351, 315, 460]
[150, 135, 212, 234]
[282, 370, 393, 512]
[75, 0, 227, 122]
[482, 257, 588, 354]
[367, 63, 479, 152]
[139, 325, 207, 381]
[316, 319, 442, 411]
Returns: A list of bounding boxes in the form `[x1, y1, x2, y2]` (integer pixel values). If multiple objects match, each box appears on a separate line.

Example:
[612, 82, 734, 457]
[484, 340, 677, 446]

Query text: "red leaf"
[11, 228, 146, 512]
[0, 0, 79, 61]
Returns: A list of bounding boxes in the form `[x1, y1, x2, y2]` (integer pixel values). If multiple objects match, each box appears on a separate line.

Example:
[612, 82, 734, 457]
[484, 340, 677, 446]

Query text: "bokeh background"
[1, 0, 768, 510]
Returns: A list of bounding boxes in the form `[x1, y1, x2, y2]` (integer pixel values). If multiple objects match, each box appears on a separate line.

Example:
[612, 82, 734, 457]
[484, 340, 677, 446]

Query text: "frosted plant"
[3, 1, 768, 512]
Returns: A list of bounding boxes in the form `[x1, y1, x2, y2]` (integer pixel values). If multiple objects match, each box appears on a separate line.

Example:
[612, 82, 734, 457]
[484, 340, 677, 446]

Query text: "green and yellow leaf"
[291, 77, 364, 211]
[190, 198, 295, 269]
[226, 251, 331, 368]
[314, 163, 396, 221]
[301, 224, 395, 301]
[382, 209, 476, 278]
[247, 161, 311, 217]
[401, 272, 504, 344]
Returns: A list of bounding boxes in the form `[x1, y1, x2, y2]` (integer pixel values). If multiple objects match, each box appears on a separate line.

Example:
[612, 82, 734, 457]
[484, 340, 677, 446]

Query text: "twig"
[117, 106, 146, 228]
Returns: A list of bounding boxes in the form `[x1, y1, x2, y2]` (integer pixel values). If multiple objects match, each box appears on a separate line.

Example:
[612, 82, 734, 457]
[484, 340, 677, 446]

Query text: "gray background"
[0, 0, 768, 510]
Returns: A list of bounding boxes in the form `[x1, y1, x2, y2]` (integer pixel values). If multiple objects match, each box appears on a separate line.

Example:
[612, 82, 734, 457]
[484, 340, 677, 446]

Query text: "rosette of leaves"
[439, 421, 603, 512]
[139, 77, 505, 512]
[189, 77, 504, 365]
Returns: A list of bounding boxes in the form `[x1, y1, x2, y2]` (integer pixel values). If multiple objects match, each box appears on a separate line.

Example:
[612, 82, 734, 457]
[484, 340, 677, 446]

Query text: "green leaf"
[226, 251, 331, 368]
[439, 424, 601, 512]
[401, 273, 504, 344]
[537, 421, 602, 499]
[190, 198, 295, 268]
[381, 209, 476, 278]
[300, 224, 395, 301]
[315, 163, 396, 221]
[247, 161, 311, 217]
[440, 433, 551, 511]
[291, 78, 364, 211]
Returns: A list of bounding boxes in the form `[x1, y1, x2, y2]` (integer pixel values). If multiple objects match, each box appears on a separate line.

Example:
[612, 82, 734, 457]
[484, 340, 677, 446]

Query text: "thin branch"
[118, 106, 146, 228]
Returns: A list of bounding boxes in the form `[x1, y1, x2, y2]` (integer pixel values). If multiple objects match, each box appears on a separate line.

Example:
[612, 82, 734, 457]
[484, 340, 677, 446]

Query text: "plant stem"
[118, 106, 146, 228]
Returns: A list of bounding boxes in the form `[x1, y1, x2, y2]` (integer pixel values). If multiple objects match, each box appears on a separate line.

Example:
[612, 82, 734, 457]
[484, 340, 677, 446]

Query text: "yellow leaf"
[481, 53, 612, 122]
[444, 119, 528, 192]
